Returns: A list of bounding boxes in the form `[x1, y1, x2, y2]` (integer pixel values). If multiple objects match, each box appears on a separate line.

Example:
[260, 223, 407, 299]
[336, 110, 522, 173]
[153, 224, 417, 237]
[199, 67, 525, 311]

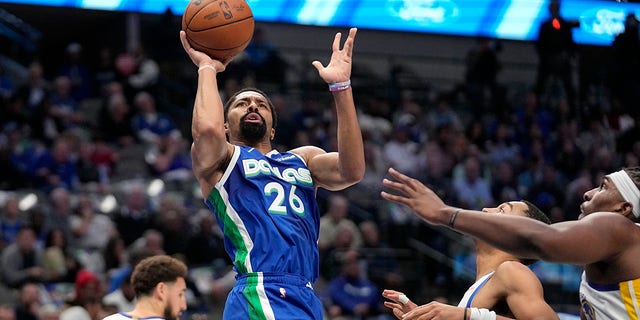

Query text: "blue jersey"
[204, 146, 320, 283]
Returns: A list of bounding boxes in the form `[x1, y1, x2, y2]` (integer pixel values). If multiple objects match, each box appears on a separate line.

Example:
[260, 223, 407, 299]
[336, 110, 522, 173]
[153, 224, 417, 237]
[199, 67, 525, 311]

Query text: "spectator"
[47, 76, 84, 134]
[534, 0, 579, 110]
[128, 229, 164, 257]
[324, 250, 386, 320]
[0, 304, 16, 320]
[124, 46, 160, 96]
[106, 249, 153, 295]
[70, 195, 116, 253]
[59, 269, 104, 320]
[452, 156, 494, 209]
[153, 195, 189, 255]
[102, 274, 135, 313]
[130, 91, 181, 146]
[102, 237, 127, 277]
[464, 37, 502, 115]
[243, 27, 288, 90]
[14, 283, 41, 320]
[44, 188, 74, 248]
[112, 184, 152, 246]
[322, 224, 361, 281]
[42, 228, 80, 283]
[359, 221, 404, 290]
[37, 304, 60, 320]
[0, 195, 25, 250]
[1, 227, 47, 289]
[185, 210, 227, 267]
[33, 138, 79, 192]
[12, 62, 50, 142]
[490, 161, 520, 204]
[98, 92, 135, 147]
[55, 42, 92, 101]
[319, 194, 363, 253]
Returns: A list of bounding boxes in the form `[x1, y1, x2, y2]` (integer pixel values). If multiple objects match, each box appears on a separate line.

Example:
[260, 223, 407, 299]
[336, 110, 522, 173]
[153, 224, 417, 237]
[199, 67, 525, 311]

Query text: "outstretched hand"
[312, 28, 357, 84]
[382, 290, 418, 319]
[179, 31, 227, 71]
[381, 168, 452, 226]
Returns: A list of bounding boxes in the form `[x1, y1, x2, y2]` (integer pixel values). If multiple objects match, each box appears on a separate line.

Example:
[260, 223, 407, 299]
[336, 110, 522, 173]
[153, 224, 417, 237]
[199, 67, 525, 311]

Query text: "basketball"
[182, 0, 255, 62]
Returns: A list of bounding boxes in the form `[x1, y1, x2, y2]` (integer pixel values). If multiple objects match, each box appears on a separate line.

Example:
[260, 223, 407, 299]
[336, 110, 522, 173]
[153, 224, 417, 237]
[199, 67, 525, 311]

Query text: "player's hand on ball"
[179, 31, 227, 72]
[312, 28, 357, 84]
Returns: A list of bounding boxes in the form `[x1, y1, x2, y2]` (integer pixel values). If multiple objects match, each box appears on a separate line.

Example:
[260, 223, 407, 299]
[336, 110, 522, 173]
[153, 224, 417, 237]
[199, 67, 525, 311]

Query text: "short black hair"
[520, 200, 552, 265]
[223, 87, 277, 129]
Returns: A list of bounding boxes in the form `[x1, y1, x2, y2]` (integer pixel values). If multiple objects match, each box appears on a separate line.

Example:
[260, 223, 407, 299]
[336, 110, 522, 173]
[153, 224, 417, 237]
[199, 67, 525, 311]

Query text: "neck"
[475, 242, 519, 280]
[128, 296, 163, 318]
[231, 139, 273, 154]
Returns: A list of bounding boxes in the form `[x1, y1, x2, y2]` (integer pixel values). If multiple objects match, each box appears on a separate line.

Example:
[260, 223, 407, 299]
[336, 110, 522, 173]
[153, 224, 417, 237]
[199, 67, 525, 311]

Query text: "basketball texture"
[182, 0, 254, 62]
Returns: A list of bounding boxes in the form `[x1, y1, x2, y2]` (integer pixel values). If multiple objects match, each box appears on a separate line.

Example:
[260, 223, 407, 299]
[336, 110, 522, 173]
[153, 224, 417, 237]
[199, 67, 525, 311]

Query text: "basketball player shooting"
[179, 27, 365, 319]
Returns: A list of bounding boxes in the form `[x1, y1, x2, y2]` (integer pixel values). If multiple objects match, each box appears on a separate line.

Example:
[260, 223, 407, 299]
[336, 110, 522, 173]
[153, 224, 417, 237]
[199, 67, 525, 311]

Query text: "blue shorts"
[223, 272, 323, 320]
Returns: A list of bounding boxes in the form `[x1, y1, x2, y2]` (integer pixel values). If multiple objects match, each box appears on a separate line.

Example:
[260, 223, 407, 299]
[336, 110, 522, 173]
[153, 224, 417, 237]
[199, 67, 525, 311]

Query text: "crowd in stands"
[0, 8, 639, 320]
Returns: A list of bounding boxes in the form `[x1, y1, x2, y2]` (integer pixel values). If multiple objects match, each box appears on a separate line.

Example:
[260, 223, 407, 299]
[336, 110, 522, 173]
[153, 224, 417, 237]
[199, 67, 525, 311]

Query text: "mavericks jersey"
[205, 146, 320, 283]
[580, 272, 640, 320]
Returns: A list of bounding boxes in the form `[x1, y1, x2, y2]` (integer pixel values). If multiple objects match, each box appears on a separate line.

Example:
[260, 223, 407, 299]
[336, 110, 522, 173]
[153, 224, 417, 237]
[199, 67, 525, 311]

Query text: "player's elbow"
[342, 165, 365, 185]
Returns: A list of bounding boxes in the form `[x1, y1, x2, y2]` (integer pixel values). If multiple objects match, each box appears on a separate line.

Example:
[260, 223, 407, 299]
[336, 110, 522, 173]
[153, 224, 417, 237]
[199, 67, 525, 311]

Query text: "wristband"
[469, 308, 496, 320]
[328, 80, 351, 92]
[449, 208, 461, 228]
[198, 64, 216, 73]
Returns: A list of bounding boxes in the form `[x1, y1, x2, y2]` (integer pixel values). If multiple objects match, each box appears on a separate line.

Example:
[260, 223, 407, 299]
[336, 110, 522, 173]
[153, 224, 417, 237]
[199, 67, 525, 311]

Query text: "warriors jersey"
[204, 146, 320, 283]
[457, 271, 495, 308]
[102, 313, 164, 320]
[579, 272, 640, 320]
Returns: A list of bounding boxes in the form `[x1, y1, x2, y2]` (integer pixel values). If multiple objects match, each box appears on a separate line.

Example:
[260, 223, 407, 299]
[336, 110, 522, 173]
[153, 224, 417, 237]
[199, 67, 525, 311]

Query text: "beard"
[239, 113, 267, 144]
[164, 304, 177, 320]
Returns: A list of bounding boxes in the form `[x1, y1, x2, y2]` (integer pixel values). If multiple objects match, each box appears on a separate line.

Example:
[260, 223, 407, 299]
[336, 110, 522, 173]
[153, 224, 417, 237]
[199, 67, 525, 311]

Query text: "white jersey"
[457, 271, 496, 308]
[579, 272, 640, 320]
[102, 313, 164, 320]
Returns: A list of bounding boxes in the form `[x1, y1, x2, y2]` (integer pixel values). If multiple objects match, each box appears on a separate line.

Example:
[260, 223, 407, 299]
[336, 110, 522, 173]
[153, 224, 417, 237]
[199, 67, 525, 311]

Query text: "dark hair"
[520, 200, 552, 265]
[223, 87, 277, 129]
[44, 228, 66, 249]
[131, 255, 188, 297]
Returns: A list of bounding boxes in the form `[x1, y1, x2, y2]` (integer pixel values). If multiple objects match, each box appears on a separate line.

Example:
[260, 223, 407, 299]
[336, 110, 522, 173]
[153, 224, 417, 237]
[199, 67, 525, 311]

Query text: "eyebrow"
[505, 202, 514, 211]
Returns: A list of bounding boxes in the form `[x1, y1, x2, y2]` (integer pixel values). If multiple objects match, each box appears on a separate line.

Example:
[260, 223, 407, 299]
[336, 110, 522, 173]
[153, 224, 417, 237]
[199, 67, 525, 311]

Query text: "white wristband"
[328, 80, 351, 92]
[469, 308, 496, 320]
[198, 64, 216, 73]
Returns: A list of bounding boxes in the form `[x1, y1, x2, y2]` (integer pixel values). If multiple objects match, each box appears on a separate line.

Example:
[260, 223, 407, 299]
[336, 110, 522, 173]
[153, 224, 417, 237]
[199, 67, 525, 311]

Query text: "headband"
[608, 170, 640, 218]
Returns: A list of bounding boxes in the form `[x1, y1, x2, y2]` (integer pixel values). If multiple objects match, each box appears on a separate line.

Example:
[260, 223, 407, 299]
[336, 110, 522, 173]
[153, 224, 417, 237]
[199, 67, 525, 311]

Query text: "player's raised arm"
[297, 28, 365, 190]
[180, 31, 231, 195]
[381, 167, 633, 265]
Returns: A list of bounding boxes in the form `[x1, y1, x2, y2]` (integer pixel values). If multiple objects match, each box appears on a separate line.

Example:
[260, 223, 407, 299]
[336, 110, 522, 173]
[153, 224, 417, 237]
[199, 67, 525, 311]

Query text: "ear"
[155, 282, 166, 300]
[621, 202, 635, 219]
[224, 123, 229, 133]
[269, 128, 275, 141]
